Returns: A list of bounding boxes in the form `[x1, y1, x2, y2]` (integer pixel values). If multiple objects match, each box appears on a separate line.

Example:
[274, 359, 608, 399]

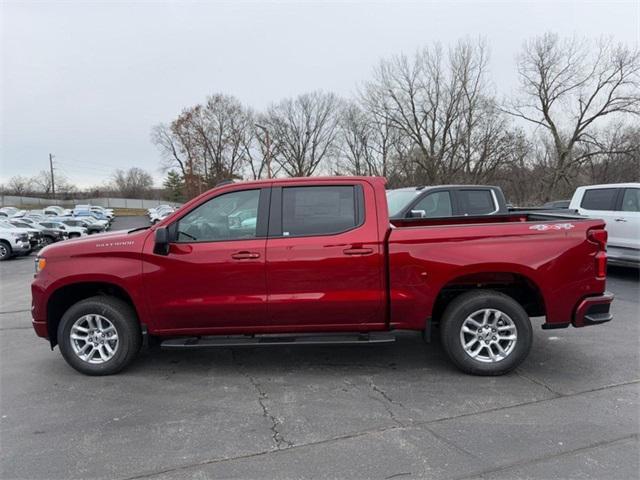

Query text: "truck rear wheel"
[440, 290, 532, 376]
[57, 296, 141, 375]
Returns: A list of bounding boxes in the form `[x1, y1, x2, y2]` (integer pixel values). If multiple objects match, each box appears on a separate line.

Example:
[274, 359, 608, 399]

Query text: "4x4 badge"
[529, 223, 575, 231]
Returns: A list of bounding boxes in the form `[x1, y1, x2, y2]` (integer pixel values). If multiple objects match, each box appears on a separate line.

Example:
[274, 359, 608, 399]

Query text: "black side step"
[160, 332, 396, 349]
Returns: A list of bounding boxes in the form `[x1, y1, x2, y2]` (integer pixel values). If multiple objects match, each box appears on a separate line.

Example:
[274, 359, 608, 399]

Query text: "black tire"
[57, 296, 142, 376]
[42, 236, 55, 245]
[0, 241, 12, 261]
[440, 290, 532, 376]
[69, 233, 80, 238]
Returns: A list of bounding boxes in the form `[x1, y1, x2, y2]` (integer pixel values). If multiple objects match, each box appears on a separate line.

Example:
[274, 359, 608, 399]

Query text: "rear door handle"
[614, 218, 627, 222]
[343, 247, 374, 256]
[231, 251, 261, 260]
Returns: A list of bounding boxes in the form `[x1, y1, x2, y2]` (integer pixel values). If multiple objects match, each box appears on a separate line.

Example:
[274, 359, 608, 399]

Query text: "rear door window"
[456, 189, 496, 215]
[281, 185, 361, 236]
[580, 188, 618, 211]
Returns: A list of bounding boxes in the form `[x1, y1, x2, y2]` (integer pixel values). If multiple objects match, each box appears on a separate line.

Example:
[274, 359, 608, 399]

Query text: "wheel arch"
[47, 281, 139, 348]
[0, 239, 12, 259]
[431, 269, 546, 326]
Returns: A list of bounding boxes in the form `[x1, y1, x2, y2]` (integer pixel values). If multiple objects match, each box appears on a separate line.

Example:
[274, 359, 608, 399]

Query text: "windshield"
[386, 189, 420, 216]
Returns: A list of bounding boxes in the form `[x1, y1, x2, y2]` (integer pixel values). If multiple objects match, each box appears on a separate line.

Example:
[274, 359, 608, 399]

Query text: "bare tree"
[151, 123, 188, 178]
[338, 102, 373, 175]
[337, 101, 403, 177]
[6, 176, 33, 195]
[111, 168, 154, 198]
[508, 33, 640, 199]
[264, 91, 342, 177]
[243, 116, 285, 180]
[32, 170, 73, 196]
[363, 39, 509, 184]
[152, 94, 253, 197]
[579, 123, 640, 185]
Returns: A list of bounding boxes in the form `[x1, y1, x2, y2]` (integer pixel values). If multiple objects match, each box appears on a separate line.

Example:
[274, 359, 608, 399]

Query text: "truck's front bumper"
[32, 318, 48, 339]
[542, 292, 614, 329]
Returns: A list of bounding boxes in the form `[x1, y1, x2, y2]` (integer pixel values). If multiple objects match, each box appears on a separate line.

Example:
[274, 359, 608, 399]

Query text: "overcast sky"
[1, 0, 638, 188]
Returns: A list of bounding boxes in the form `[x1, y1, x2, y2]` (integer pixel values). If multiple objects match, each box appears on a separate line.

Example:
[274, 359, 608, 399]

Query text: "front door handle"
[343, 247, 374, 256]
[231, 251, 261, 260]
[614, 218, 627, 222]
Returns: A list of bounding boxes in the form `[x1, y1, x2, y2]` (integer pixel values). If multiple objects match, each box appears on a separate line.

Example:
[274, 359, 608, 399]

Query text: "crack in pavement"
[514, 369, 563, 397]
[0, 308, 30, 315]
[229, 349, 293, 450]
[247, 372, 294, 450]
[119, 378, 640, 480]
[385, 472, 412, 479]
[451, 433, 639, 480]
[368, 379, 407, 428]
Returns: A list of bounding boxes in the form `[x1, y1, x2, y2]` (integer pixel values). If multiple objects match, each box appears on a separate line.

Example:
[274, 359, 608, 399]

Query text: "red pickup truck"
[31, 176, 613, 376]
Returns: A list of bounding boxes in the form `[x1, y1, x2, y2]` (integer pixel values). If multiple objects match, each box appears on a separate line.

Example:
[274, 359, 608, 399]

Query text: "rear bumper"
[541, 292, 614, 329]
[572, 292, 614, 327]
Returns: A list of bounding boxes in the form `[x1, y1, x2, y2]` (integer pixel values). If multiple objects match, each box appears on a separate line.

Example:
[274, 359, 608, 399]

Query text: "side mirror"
[408, 209, 426, 219]
[154, 227, 170, 255]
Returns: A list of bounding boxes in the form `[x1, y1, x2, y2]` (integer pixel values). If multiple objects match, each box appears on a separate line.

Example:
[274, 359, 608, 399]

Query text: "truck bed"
[386, 211, 607, 331]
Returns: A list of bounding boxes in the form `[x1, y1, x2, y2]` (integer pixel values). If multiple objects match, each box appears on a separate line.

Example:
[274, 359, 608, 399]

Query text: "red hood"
[38, 228, 151, 258]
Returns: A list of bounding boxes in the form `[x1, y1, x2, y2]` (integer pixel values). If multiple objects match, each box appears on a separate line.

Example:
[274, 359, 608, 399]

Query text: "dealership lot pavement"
[1, 216, 638, 479]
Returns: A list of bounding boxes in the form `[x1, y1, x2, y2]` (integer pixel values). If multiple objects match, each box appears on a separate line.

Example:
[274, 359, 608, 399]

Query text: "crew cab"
[386, 185, 507, 219]
[569, 183, 639, 267]
[32, 177, 613, 376]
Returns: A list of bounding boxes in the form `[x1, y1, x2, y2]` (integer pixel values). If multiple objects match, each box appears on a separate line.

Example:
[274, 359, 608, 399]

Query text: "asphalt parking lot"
[1, 216, 638, 480]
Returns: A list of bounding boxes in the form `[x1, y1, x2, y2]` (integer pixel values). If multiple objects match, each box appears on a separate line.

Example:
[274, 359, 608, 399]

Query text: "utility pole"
[255, 124, 272, 179]
[49, 153, 56, 200]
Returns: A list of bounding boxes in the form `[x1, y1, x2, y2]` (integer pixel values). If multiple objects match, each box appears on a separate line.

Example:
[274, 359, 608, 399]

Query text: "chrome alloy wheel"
[459, 308, 518, 363]
[70, 314, 119, 364]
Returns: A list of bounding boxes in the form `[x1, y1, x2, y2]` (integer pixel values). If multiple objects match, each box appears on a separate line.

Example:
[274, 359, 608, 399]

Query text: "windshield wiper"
[128, 226, 151, 233]
[178, 230, 196, 240]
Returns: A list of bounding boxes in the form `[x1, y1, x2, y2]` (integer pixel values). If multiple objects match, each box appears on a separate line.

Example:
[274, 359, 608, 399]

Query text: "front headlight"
[35, 256, 46, 274]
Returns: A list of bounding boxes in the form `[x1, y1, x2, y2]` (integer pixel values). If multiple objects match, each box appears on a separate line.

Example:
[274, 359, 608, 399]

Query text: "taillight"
[588, 228, 608, 250]
[588, 228, 607, 278]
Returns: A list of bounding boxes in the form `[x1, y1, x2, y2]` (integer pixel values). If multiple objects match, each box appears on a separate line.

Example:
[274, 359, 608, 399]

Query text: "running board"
[160, 332, 396, 349]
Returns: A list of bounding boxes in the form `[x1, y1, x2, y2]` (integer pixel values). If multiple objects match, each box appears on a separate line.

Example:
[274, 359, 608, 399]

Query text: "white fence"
[1, 195, 181, 209]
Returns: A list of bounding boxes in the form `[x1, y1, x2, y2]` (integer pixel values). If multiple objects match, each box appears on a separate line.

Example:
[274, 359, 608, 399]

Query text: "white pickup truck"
[569, 183, 640, 267]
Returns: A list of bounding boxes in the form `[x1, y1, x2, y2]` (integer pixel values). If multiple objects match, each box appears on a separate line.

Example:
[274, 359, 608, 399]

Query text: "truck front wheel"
[57, 296, 142, 375]
[440, 290, 532, 376]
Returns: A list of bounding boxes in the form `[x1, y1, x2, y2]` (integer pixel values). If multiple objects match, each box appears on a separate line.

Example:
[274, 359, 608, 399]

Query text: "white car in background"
[89, 205, 114, 219]
[38, 220, 87, 238]
[148, 204, 172, 217]
[0, 225, 31, 261]
[569, 183, 640, 267]
[44, 205, 72, 217]
[150, 205, 175, 223]
[0, 207, 20, 218]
